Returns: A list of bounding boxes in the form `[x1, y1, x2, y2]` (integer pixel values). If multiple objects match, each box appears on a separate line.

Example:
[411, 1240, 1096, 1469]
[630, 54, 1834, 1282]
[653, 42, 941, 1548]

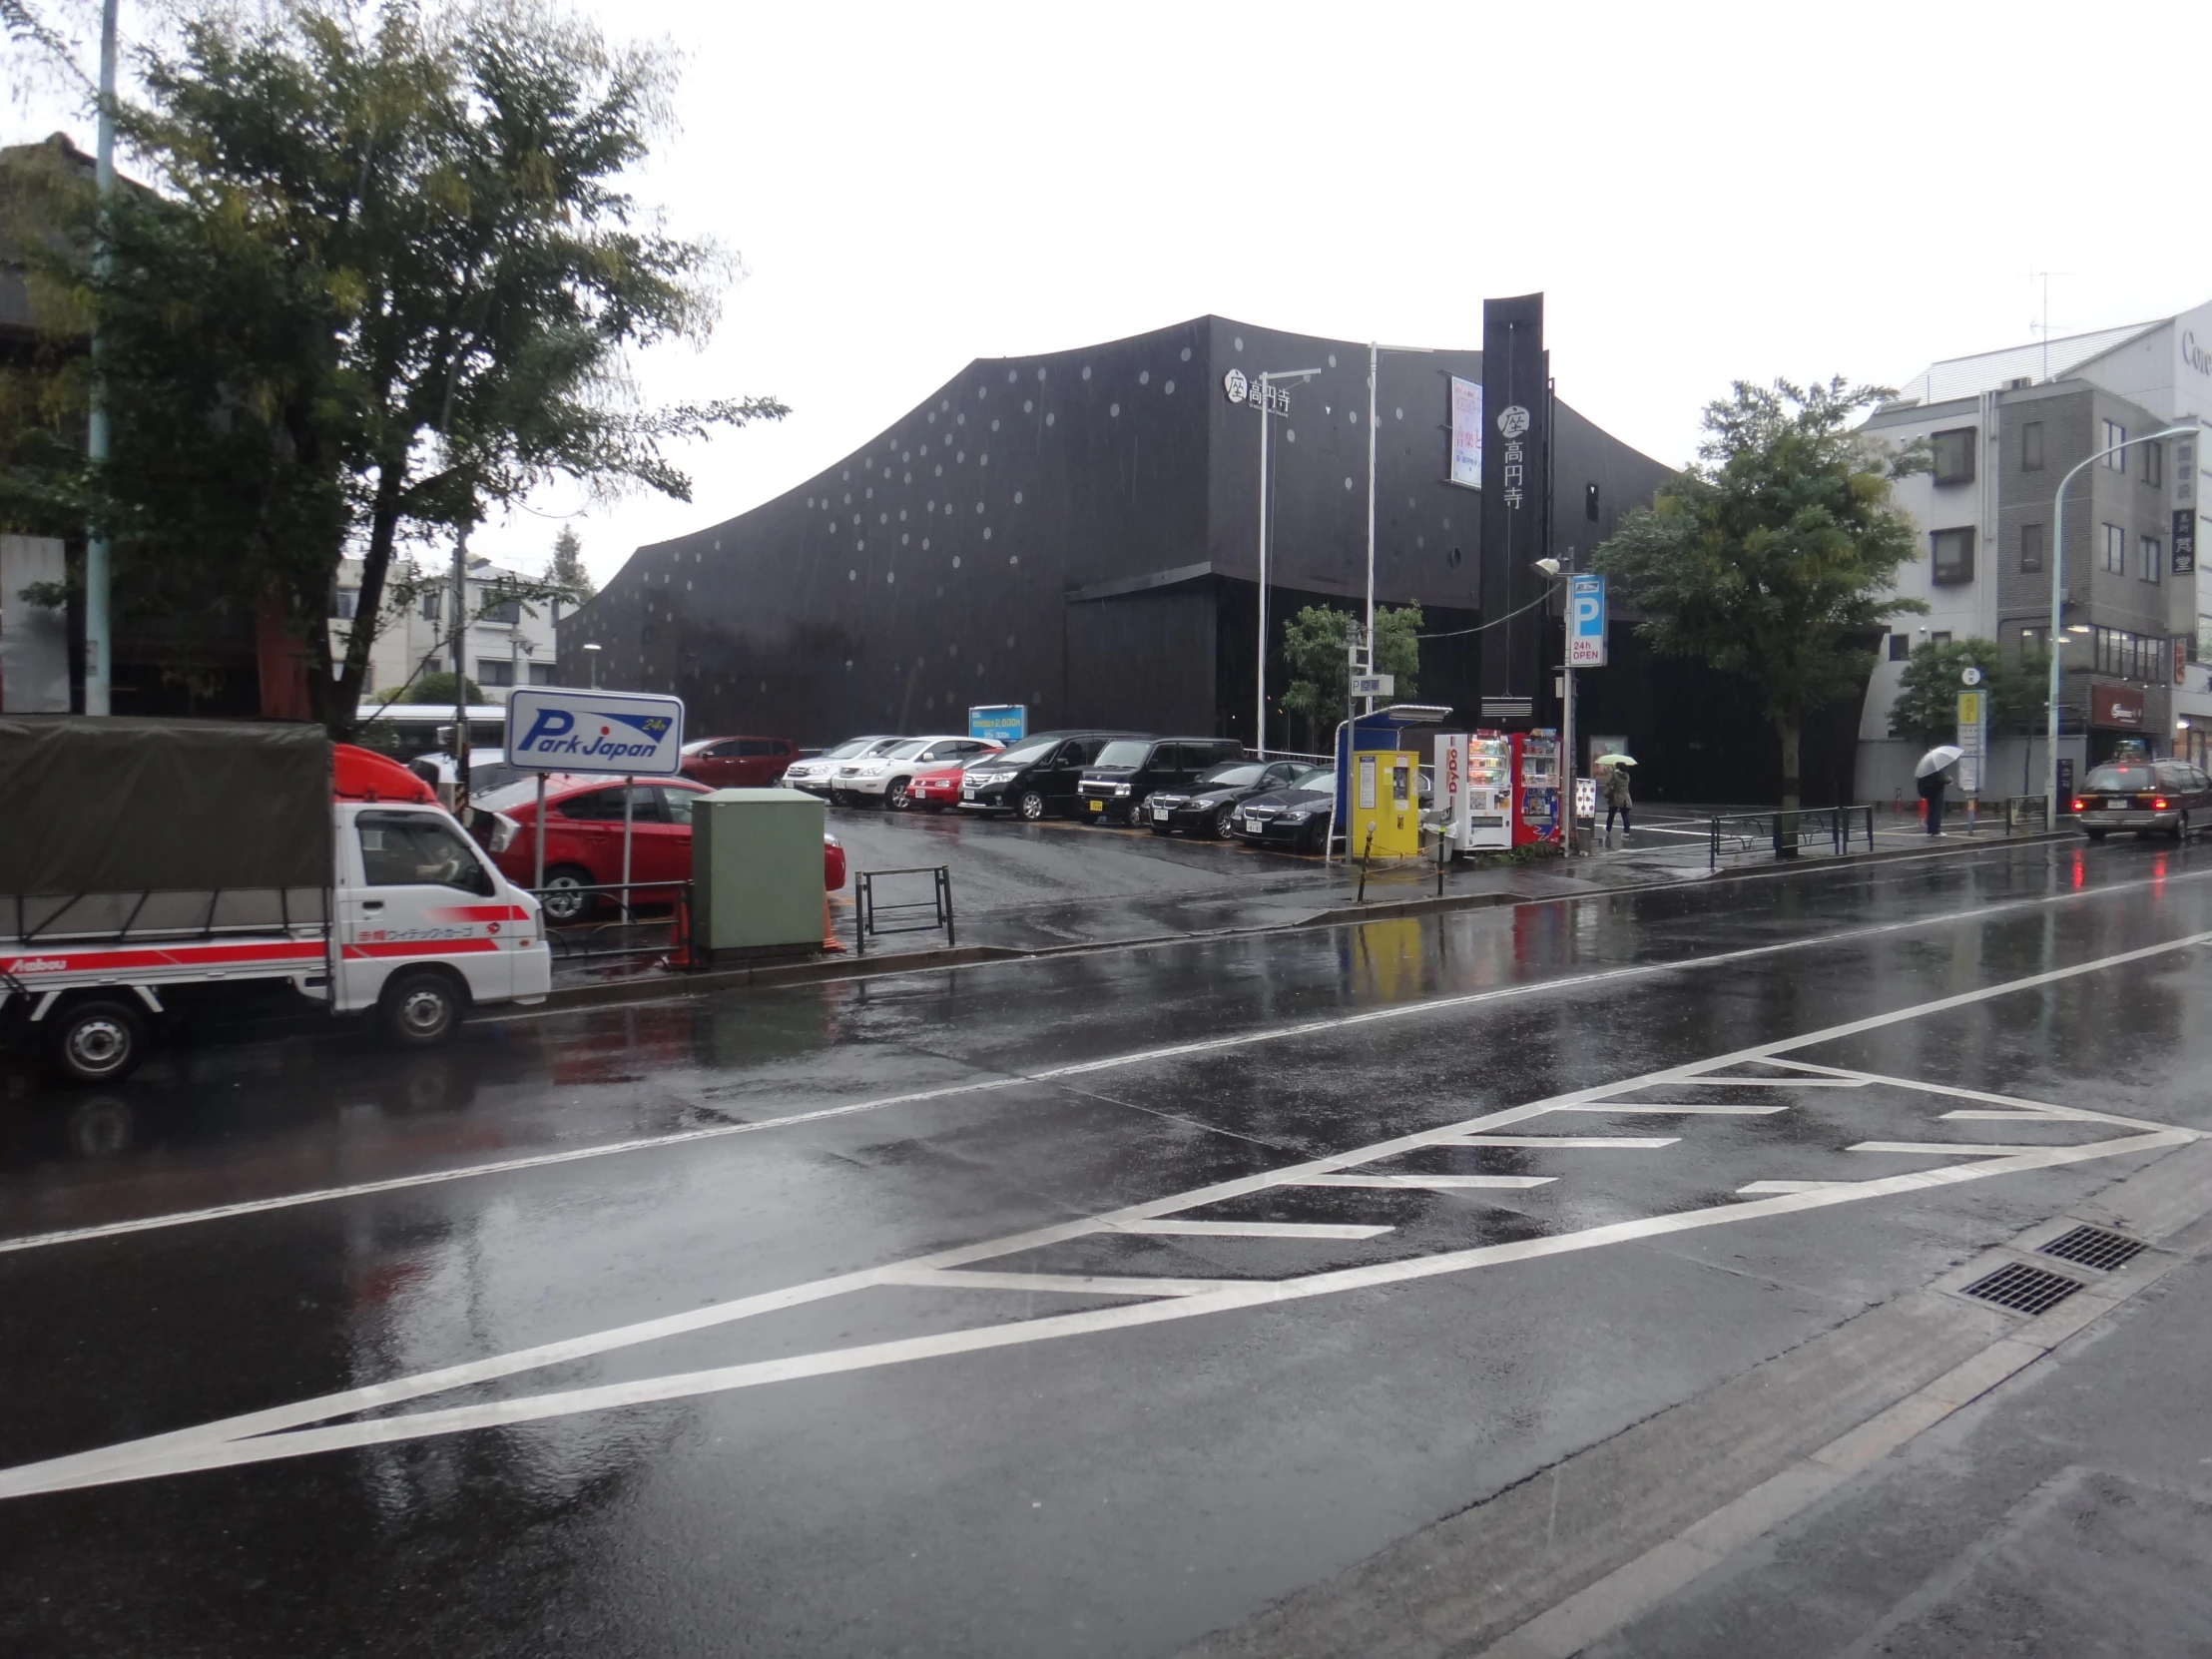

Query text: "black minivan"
[1077, 737, 1246, 825]
[959, 731, 1139, 821]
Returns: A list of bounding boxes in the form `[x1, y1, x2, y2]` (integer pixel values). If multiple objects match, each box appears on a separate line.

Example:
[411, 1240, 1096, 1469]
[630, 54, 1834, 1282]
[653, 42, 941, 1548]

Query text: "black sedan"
[1145, 759, 1313, 838]
[1231, 769, 1338, 854]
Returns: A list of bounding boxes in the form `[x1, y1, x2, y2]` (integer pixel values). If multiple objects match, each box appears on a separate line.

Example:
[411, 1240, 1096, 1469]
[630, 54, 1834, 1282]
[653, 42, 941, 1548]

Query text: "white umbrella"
[1595, 754, 1636, 767]
[1916, 745, 1963, 778]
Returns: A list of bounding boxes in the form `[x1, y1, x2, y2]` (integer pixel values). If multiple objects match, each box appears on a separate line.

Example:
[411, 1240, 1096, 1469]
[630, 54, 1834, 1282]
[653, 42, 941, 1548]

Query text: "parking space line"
[1736, 1181, 1861, 1195]
[1300, 1175, 1556, 1191]
[1112, 1221, 1395, 1241]
[1448, 1135, 1680, 1149]
[878, 1270, 1233, 1298]
[1553, 1105, 1784, 1116]
[1848, 1141, 2057, 1157]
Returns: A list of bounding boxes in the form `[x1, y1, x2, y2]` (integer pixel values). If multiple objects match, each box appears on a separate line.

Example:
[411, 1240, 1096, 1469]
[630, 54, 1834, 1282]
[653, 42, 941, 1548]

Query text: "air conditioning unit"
[2004, 376, 2034, 390]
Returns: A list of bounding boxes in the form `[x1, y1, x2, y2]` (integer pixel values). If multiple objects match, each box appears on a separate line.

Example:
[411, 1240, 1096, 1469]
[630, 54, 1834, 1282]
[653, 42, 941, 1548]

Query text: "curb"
[535, 828, 2084, 1013]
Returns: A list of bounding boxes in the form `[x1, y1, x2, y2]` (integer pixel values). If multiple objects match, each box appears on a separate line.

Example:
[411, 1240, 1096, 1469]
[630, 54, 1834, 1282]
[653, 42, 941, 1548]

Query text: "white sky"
[12, 0, 2212, 587]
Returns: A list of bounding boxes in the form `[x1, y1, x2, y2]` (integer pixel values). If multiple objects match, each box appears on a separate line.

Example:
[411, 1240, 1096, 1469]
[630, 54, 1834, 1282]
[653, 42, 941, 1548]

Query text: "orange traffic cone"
[822, 891, 847, 953]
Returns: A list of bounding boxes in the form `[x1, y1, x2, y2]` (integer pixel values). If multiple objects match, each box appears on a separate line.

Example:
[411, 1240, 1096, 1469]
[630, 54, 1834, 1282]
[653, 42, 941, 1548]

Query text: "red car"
[679, 735, 799, 789]
[477, 774, 844, 921]
[905, 743, 1005, 811]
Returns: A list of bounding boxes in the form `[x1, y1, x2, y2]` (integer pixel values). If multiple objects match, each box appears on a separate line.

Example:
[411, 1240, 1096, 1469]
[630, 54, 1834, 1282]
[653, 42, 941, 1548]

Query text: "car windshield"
[2084, 766, 2156, 792]
[820, 738, 882, 760]
[993, 738, 1059, 766]
[1289, 768, 1335, 792]
[1094, 741, 1151, 768]
[1198, 763, 1266, 788]
[881, 740, 929, 760]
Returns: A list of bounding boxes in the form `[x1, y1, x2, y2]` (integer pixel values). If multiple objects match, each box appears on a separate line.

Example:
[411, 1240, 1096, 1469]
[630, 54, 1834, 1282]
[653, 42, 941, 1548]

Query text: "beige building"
[330, 554, 562, 704]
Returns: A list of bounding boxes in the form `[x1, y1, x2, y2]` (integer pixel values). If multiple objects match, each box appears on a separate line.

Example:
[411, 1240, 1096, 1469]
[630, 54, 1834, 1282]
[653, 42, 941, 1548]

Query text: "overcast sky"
[12, 0, 2212, 587]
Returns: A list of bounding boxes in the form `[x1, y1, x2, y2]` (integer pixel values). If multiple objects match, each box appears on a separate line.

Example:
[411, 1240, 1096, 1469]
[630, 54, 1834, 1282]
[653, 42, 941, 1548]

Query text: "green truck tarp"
[0, 716, 330, 896]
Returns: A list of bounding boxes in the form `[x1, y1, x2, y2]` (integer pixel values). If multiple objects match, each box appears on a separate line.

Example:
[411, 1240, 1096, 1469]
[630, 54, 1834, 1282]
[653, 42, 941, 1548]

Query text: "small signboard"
[1351, 674, 1395, 698]
[1574, 776, 1598, 823]
[2175, 509, 2197, 575]
[968, 704, 1027, 744]
[504, 686, 685, 776]
[1567, 573, 1608, 667]
[1956, 689, 1988, 795]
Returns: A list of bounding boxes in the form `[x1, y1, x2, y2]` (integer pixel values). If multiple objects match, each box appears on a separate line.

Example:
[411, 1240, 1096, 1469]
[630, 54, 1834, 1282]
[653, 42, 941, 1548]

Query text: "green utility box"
[693, 788, 827, 959]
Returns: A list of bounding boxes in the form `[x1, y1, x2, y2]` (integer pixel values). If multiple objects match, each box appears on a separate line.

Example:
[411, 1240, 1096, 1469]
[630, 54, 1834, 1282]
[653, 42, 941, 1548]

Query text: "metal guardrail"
[529, 877, 691, 962]
[853, 866, 955, 956]
[1708, 807, 1877, 870]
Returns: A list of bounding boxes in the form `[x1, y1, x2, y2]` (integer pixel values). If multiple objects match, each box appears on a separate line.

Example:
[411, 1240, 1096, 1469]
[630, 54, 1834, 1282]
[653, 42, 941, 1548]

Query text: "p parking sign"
[1568, 573, 1608, 667]
[504, 687, 686, 777]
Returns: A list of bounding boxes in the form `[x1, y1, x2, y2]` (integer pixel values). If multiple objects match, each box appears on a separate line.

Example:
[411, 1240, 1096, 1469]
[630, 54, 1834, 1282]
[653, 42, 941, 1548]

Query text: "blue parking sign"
[1568, 573, 1607, 668]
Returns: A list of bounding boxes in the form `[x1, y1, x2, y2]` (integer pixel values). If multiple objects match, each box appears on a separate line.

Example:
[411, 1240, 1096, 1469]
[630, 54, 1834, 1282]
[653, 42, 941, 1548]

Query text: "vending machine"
[1463, 731, 1514, 850]
[1513, 729, 1562, 846]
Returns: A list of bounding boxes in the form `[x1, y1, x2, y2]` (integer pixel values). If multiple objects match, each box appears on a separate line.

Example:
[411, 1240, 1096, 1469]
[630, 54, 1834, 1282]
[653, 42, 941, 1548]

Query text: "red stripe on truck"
[0, 940, 327, 975]
[430, 905, 534, 922]
[341, 940, 501, 959]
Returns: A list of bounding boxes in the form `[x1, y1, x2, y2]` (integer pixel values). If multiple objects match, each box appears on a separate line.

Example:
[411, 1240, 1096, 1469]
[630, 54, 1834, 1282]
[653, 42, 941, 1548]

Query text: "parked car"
[476, 774, 843, 920]
[2073, 759, 2212, 840]
[959, 731, 1140, 821]
[785, 736, 901, 798]
[833, 735, 1003, 809]
[1142, 758, 1313, 838]
[1231, 768, 1339, 854]
[680, 735, 799, 790]
[1077, 737, 1246, 825]
[906, 744, 1006, 812]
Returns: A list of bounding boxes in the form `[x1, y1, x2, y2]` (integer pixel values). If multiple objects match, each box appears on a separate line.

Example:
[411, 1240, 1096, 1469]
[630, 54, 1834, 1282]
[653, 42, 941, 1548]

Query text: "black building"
[563, 306, 1681, 757]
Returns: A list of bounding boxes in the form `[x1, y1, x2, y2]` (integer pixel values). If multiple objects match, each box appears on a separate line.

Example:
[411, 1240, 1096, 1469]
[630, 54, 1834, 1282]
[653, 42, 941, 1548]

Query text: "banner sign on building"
[2175, 508, 2196, 575]
[1478, 293, 1549, 714]
[1567, 572, 1608, 667]
[968, 704, 1027, 743]
[505, 687, 685, 776]
[2088, 682, 2145, 731]
[1448, 376, 1483, 489]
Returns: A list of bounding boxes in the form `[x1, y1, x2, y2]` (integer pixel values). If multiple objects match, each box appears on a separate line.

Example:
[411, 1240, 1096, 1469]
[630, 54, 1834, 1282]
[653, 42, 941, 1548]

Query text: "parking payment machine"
[1349, 749, 1421, 858]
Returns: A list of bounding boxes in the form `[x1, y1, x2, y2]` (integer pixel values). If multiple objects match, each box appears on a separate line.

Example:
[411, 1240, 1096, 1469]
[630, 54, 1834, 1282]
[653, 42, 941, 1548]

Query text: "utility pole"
[83, 0, 120, 715]
[449, 527, 470, 806]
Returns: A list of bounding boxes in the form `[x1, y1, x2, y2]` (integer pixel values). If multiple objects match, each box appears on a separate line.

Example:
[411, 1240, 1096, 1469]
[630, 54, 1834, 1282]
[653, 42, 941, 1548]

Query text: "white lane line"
[13, 1130, 2184, 1501]
[878, 1270, 1235, 1298]
[6, 869, 2204, 1258]
[1736, 1181, 1861, 1195]
[1941, 1109, 2066, 1122]
[1111, 1221, 1395, 1241]
[1448, 1136, 1680, 1149]
[1779, 1062, 2173, 1133]
[1552, 1105, 1784, 1116]
[1849, 1141, 2060, 1157]
[9, 928, 2206, 1500]
[1298, 1174, 1556, 1191]
[1654, 1078, 1867, 1088]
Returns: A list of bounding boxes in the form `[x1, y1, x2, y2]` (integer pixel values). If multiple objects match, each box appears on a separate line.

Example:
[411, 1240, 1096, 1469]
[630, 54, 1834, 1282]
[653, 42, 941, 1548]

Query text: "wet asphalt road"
[4, 835, 2212, 1656]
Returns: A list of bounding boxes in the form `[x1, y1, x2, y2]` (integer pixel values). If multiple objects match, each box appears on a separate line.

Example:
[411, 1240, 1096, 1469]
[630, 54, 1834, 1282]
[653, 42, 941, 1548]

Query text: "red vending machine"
[1512, 729, 1562, 846]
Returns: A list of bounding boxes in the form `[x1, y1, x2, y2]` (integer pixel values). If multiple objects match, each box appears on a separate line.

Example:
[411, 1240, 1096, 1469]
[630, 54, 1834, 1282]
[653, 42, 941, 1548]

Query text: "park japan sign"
[504, 687, 686, 776]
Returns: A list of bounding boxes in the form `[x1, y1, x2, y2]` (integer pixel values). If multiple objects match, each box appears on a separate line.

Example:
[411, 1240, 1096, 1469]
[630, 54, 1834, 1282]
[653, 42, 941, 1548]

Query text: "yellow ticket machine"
[1349, 749, 1421, 857]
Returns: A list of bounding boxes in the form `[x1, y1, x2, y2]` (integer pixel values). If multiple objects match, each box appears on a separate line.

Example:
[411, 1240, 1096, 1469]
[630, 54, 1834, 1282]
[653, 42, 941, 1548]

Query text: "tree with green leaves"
[1594, 378, 1927, 842]
[548, 523, 594, 602]
[1887, 636, 2049, 749]
[1282, 604, 1420, 748]
[400, 669, 482, 706]
[1, 0, 783, 737]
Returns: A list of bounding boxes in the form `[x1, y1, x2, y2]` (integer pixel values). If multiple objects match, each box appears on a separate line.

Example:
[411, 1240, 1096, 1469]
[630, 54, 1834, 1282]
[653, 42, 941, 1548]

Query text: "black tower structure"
[562, 312, 1672, 752]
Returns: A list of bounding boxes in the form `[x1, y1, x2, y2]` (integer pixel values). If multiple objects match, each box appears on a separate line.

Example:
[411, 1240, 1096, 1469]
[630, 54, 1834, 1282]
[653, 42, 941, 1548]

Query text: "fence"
[1708, 807, 1877, 870]
[530, 877, 691, 963]
[853, 866, 955, 956]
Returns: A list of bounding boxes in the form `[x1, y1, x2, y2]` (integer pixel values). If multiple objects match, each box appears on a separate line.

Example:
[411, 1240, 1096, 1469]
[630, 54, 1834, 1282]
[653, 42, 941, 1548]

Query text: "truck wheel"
[1016, 790, 1048, 822]
[380, 968, 467, 1050]
[50, 999, 147, 1086]
[539, 864, 594, 923]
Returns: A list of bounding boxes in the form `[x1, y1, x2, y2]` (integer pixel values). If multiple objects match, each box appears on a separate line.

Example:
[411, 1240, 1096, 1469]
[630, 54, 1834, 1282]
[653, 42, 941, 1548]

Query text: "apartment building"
[329, 554, 562, 704]
[1857, 301, 2212, 802]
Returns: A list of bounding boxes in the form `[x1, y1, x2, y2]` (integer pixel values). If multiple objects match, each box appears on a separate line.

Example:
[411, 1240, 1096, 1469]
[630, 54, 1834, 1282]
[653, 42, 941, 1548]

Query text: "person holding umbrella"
[1917, 746, 1962, 836]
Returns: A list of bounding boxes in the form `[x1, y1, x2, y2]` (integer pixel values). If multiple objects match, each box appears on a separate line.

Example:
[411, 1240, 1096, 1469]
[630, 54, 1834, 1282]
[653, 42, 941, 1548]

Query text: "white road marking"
[4, 869, 2202, 1258]
[1647, 1077, 1868, 1088]
[1448, 1135, 1680, 1149]
[1736, 1181, 1860, 1195]
[1553, 1104, 1785, 1116]
[1299, 1174, 1556, 1190]
[1942, 1109, 2067, 1122]
[1849, 1141, 2060, 1157]
[1112, 1221, 1394, 1241]
[879, 1270, 1234, 1298]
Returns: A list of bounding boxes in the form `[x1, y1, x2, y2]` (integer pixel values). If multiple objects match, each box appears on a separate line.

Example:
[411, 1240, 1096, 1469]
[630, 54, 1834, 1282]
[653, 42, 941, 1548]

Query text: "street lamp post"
[1533, 557, 1577, 857]
[583, 641, 601, 689]
[1364, 343, 1434, 718]
[1242, 365, 1321, 756]
[83, 0, 120, 715]
[2044, 423, 2196, 824]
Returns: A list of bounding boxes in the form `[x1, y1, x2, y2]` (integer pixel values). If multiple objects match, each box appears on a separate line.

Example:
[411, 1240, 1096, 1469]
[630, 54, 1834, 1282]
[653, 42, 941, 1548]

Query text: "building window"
[2020, 420, 2044, 471]
[1930, 427, 1975, 485]
[423, 655, 441, 675]
[2198, 615, 2212, 664]
[2020, 522, 2044, 572]
[477, 658, 516, 687]
[2142, 535, 2162, 583]
[2104, 522, 2127, 572]
[421, 591, 441, 623]
[479, 595, 523, 626]
[2093, 625, 2163, 681]
[2019, 624, 2049, 653]
[2102, 420, 2128, 471]
[1931, 527, 1975, 584]
[2143, 441, 2163, 488]
[1930, 631, 1952, 646]
[528, 663, 560, 686]
[330, 588, 359, 620]
[1888, 634, 1912, 662]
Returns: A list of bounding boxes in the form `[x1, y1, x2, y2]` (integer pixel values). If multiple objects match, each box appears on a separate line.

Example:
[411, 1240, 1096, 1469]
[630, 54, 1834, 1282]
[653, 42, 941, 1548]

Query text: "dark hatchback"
[1077, 737, 1245, 825]
[2073, 759, 2212, 839]
[959, 731, 1138, 821]
[1230, 768, 1338, 854]
[1144, 759, 1313, 838]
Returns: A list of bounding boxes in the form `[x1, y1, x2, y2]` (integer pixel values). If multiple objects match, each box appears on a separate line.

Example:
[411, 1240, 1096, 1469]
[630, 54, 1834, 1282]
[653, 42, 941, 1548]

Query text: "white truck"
[0, 716, 550, 1085]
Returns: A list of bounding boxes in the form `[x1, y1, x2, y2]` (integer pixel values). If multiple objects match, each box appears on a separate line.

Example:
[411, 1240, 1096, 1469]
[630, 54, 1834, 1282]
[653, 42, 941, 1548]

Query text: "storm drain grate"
[1960, 1262, 2085, 1317]
[2038, 1225, 2148, 1273]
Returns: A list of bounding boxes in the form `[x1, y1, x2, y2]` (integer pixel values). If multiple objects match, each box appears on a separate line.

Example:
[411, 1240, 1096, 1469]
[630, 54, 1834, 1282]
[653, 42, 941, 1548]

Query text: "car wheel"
[2172, 814, 2189, 842]
[887, 777, 913, 811]
[1302, 825, 1327, 854]
[1212, 806, 1237, 840]
[379, 967, 467, 1050]
[1016, 790, 1047, 822]
[49, 998, 147, 1086]
[539, 864, 594, 923]
[829, 790, 849, 808]
[2085, 829, 2107, 842]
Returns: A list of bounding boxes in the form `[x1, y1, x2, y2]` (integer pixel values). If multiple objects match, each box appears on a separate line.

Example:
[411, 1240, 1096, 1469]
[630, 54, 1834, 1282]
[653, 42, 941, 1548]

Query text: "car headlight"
[1278, 810, 1312, 824]
[1114, 784, 1131, 798]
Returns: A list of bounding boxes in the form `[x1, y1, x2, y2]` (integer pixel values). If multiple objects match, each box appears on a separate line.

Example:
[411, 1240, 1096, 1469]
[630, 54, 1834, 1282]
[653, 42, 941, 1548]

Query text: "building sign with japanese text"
[1449, 376, 1482, 488]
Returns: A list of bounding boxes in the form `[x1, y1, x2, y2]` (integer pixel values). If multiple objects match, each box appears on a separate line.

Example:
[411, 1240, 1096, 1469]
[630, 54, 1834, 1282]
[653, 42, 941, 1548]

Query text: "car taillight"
[2153, 798, 2170, 811]
[2070, 798, 2085, 813]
